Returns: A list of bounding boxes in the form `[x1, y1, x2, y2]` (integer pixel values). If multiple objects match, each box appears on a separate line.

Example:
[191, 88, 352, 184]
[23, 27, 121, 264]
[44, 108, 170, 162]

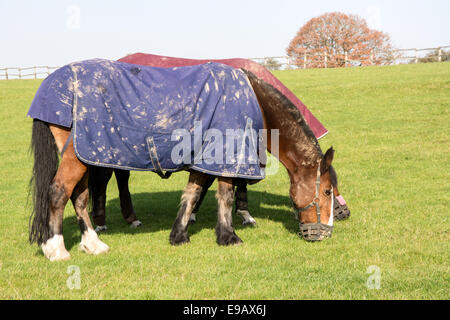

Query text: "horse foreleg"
[170, 171, 208, 245]
[216, 177, 243, 246]
[234, 179, 256, 226]
[189, 175, 215, 224]
[114, 169, 141, 228]
[188, 177, 256, 227]
[72, 173, 109, 255]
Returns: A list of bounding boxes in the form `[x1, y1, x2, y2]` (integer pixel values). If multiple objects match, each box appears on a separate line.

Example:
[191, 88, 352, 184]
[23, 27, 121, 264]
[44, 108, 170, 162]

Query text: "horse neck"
[250, 77, 322, 181]
[265, 106, 321, 182]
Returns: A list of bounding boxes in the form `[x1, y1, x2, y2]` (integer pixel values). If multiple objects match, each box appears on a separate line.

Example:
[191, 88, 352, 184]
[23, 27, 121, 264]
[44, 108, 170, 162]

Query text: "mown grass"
[0, 62, 448, 299]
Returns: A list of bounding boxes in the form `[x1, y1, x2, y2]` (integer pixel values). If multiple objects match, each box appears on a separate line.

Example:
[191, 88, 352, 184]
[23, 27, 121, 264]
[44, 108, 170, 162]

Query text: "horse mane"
[242, 69, 323, 165]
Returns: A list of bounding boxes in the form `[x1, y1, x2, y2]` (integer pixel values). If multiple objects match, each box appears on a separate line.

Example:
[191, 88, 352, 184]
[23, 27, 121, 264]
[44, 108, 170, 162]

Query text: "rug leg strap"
[61, 130, 74, 158]
[146, 136, 172, 179]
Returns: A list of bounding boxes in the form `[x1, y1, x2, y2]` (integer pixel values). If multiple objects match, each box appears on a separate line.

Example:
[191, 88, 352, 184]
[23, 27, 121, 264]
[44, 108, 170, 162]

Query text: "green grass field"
[0, 62, 448, 300]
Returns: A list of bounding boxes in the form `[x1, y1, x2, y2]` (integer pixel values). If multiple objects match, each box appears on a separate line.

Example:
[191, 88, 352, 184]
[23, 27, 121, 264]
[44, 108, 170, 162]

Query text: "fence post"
[324, 53, 328, 68]
[5, 68, 8, 80]
[344, 51, 348, 67]
[304, 53, 307, 69]
[18, 68, 22, 79]
[415, 49, 418, 64]
[34, 66, 37, 79]
[438, 48, 442, 62]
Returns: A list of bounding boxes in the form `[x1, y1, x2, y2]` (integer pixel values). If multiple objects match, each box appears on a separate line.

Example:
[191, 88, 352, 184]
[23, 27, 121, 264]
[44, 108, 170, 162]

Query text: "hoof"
[80, 229, 110, 255]
[217, 233, 243, 246]
[216, 227, 243, 246]
[169, 232, 190, 246]
[41, 235, 71, 261]
[237, 210, 256, 226]
[242, 219, 256, 227]
[130, 220, 143, 228]
[95, 225, 108, 233]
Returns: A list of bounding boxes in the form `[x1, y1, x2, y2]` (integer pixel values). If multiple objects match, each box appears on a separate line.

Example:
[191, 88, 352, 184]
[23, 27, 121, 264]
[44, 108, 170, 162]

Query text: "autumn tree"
[287, 12, 395, 68]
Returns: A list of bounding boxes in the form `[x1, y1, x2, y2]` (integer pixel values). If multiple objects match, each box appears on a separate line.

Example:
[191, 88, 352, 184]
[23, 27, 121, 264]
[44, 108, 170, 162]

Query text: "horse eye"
[324, 190, 332, 196]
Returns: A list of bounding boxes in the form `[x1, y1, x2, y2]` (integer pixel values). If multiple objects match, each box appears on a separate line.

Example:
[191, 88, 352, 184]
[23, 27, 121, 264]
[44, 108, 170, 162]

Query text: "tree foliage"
[287, 12, 396, 68]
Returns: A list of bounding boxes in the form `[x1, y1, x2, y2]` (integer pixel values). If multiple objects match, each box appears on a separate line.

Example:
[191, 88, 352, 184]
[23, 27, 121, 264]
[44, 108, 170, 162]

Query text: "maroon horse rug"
[118, 53, 328, 140]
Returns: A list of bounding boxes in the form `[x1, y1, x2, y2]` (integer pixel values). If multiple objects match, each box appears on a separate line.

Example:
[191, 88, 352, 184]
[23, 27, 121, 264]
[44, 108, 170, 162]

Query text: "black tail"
[29, 119, 59, 245]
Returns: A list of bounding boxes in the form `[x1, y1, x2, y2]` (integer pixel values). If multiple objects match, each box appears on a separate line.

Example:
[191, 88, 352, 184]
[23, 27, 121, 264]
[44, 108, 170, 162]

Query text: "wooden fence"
[1, 46, 449, 79]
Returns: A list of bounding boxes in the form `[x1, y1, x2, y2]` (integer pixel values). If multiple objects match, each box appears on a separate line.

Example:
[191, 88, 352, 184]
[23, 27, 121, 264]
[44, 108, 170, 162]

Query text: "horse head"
[290, 147, 336, 241]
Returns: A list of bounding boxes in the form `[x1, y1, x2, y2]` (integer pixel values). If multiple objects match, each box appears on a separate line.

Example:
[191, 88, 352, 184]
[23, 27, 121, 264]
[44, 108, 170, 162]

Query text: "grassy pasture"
[0, 62, 448, 299]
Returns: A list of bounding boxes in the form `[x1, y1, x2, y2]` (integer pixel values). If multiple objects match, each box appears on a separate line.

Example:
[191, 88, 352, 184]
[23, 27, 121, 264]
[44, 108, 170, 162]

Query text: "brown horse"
[29, 69, 336, 261]
[89, 54, 350, 232]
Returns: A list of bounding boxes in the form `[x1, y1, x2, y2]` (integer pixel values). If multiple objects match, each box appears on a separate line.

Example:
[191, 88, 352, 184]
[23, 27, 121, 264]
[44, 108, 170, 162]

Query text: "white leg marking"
[95, 225, 108, 233]
[80, 228, 109, 255]
[237, 209, 256, 226]
[130, 220, 142, 228]
[189, 212, 197, 224]
[41, 235, 71, 261]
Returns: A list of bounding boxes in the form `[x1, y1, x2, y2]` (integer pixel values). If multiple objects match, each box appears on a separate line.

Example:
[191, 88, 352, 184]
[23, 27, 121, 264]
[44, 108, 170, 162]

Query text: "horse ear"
[321, 147, 334, 174]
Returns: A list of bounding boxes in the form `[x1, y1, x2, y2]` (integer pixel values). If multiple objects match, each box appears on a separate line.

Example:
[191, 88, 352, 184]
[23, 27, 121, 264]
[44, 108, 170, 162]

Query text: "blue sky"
[1, 0, 449, 66]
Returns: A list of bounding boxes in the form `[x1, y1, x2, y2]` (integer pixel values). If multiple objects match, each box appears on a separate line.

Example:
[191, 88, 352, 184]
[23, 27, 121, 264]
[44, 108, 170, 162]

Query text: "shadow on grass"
[62, 190, 297, 250]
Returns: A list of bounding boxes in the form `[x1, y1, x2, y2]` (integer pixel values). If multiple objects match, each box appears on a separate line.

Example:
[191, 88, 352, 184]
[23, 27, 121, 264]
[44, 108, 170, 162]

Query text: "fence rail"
[250, 46, 450, 70]
[1, 46, 449, 80]
[0, 66, 59, 80]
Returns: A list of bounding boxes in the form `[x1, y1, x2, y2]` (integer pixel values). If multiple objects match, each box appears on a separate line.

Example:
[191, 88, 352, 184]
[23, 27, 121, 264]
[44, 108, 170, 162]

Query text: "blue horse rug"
[27, 59, 265, 180]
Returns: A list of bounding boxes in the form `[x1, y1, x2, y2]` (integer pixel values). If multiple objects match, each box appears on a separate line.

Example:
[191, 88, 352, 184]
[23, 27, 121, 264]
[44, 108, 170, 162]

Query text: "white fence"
[251, 46, 450, 70]
[392, 46, 450, 65]
[0, 66, 59, 80]
[1, 46, 449, 80]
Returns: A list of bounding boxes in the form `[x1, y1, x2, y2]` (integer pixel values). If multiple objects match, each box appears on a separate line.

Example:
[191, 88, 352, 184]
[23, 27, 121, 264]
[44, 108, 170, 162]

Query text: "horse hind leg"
[170, 171, 208, 245]
[41, 125, 87, 261]
[73, 173, 109, 255]
[216, 177, 243, 246]
[114, 169, 142, 228]
[89, 166, 113, 232]
[41, 178, 71, 261]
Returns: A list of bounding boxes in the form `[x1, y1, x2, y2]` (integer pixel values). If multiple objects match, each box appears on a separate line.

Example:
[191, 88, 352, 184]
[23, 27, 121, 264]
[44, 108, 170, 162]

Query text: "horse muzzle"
[299, 223, 333, 242]
[334, 195, 350, 221]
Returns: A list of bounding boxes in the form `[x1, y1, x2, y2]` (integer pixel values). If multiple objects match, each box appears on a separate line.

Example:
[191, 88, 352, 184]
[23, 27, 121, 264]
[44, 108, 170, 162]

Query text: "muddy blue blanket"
[27, 59, 265, 180]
